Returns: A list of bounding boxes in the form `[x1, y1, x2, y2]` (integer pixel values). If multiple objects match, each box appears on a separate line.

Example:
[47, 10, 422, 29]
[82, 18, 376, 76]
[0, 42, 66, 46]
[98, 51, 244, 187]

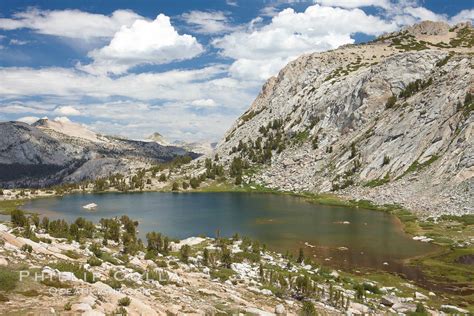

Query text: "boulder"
[349, 302, 370, 314]
[71, 303, 92, 312]
[0, 256, 8, 266]
[392, 302, 417, 313]
[244, 307, 275, 316]
[381, 295, 399, 307]
[414, 291, 428, 300]
[440, 305, 469, 314]
[275, 304, 286, 315]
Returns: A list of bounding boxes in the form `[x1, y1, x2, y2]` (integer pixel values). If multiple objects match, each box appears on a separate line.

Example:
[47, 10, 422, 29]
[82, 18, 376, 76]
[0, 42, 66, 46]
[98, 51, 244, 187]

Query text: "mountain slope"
[33, 117, 105, 143]
[215, 21, 473, 216]
[0, 120, 197, 188]
[147, 131, 216, 155]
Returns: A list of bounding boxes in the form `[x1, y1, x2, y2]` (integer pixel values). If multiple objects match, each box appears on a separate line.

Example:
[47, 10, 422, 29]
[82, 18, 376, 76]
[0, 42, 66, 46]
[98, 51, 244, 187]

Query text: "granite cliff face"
[215, 21, 474, 216]
[0, 120, 196, 188]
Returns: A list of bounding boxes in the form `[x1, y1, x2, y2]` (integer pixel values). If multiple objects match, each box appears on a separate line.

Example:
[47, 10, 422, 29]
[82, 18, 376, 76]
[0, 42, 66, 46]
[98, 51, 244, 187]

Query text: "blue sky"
[0, 0, 472, 142]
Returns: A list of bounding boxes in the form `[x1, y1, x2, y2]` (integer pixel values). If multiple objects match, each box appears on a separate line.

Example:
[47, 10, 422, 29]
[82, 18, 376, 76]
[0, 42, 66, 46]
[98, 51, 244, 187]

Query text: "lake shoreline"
[1, 186, 473, 302]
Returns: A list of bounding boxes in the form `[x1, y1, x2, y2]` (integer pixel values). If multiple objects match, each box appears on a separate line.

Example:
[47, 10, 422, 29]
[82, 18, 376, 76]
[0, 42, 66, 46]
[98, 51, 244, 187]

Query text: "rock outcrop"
[215, 21, 474, 216]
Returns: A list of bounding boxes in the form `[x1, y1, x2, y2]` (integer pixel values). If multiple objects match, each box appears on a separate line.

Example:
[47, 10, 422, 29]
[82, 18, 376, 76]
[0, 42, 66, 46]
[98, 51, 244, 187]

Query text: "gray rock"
[381, 295, 399, 307]
[275, 304, 286, 315]
[71, 303, 92, 312]
[392, 302, 417, 313]
[214, 21, 474, 217]
[0, 120, 197, 188]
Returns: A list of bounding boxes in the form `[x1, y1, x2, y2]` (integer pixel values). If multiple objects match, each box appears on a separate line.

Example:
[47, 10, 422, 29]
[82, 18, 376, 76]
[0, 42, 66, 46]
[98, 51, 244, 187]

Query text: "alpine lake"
[21, 191, 439, 277]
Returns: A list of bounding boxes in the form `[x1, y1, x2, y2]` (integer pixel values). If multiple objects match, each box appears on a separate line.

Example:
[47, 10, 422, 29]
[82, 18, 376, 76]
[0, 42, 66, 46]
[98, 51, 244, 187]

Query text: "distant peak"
[147, 132, 170, 145]
[32, 116, 102, 143]
[403, 21, 451, 36]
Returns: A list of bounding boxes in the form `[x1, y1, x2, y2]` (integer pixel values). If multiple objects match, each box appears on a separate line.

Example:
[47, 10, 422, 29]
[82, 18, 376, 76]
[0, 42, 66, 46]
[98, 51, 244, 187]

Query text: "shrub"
[113, 306, 128, 316]
[436, 54, 451, 67]
[41, 277, 71, 288]
[89, 243, 103, 258]
[144, 250, 157, 260]
[382, 155, 391, 166]
[105, 278, 122, 290]
[101, 252, 119, 265]
[118, 296, 131, 307]
[180, 245, 191, 263]
[63, 250, 81, 259]
[354, 283, 365, 301]
[297, 248, 304, 264]
[87, 256, 102, 267]
[0, 267, 18, 291]
[171, 182, 180, 191]
[210, 268, 235, 281]
[64, 302, 72, 311]
[203, 248, 210, 266]
[21, 244, 33, 253]
[385, 95, 397, 108]
[349, 143, 357, 159]
[363, 282, 381, 294]
[11, 209, 27, 227]
[413, 302, 428, 315]
[190, 178, 200, 189]
[220, 246, 232, 268]
[312, 136, 319, 149]
[234, 175, 242, 185]
[156, 260, 168, 268]
[301, 301, 317, 316]
[465, 92, 473, 106]
[182, 182, 189, 190]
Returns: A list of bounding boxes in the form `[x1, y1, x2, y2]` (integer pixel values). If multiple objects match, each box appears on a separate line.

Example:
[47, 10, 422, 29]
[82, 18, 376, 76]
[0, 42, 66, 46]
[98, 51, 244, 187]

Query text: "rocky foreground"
[0, 213, 471, 315]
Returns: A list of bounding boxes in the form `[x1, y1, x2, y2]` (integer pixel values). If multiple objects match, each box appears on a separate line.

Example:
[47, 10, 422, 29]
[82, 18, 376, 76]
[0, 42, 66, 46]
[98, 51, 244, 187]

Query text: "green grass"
[100, 252, 119, 265]
[399, 155, 439, 179]
[0, 267, 18, 291]
[63, 250, 81, 259]
[293, 130, 310, 143]
[411, 247, 474, 286]
[210, 268, 235, 281]
[40, 277, 72, 288]
[0, 199, 26, 215]
[233, 251, 261, 263]
[364, 174, 390, 188]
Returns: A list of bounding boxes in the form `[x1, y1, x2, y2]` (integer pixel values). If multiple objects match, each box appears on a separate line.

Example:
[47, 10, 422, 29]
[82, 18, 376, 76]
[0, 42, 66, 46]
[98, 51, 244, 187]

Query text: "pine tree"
[297, 248, 304, 264]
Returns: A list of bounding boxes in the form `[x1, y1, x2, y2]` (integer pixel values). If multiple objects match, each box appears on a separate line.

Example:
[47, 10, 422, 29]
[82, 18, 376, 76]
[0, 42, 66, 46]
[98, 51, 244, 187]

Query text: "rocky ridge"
[215, 21, 474, 217]
[0, 120, 196, 188]
[146, 132, 217, 155]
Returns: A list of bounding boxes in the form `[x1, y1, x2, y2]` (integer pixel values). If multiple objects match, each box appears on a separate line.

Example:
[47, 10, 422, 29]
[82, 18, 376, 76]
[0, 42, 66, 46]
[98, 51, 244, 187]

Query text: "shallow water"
[22, 192, 438, 273]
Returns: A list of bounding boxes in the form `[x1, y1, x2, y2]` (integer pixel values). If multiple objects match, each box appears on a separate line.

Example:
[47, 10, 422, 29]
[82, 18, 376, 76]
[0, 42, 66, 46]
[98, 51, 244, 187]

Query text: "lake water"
[22, 192, 437, 273]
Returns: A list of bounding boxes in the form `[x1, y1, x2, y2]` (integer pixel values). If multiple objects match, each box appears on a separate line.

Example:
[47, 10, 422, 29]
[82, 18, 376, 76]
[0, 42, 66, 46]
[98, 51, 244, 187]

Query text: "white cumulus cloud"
[213, 4, 397, 80]
[54, 105, 81, 116]
[78, 14, 204, 75]
[0, 9, 143, 40]
[449, 9, 474, 24]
